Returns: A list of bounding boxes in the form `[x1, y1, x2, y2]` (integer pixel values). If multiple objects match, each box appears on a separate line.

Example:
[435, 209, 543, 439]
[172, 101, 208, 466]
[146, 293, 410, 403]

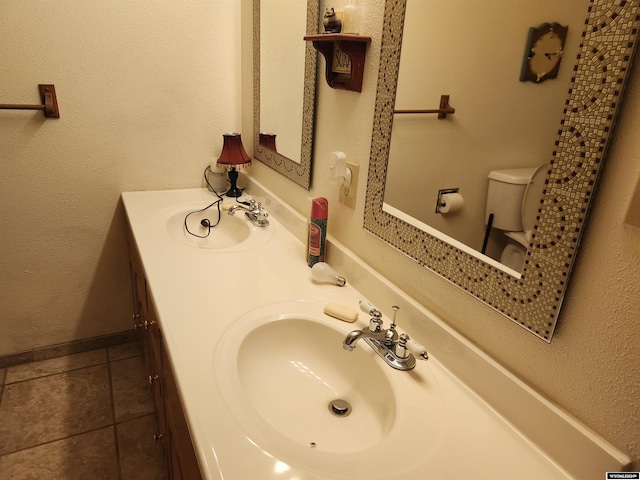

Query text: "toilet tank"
[485, 167, 537, 231]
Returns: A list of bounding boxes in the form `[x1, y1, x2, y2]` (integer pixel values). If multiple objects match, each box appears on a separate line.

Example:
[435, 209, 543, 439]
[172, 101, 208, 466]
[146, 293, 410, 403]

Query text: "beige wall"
[1, 0, 638, 471]
[248, 0, 640, 469]
[0, 1, 241, 354]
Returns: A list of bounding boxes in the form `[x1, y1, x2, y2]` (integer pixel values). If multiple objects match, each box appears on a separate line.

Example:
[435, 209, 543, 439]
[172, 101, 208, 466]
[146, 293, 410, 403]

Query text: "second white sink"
[214, 301, 445, 478]
[237, 317, 395, 453]
[158, 201, 274, 252]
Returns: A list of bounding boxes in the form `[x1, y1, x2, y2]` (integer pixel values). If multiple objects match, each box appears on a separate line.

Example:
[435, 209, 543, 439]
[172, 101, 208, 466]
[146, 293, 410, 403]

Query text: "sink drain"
[328, 399, 352, 417]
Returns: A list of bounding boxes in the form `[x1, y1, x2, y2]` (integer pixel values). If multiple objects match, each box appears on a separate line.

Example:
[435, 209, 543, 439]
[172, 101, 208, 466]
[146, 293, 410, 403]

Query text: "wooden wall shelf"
[304, 34, 371, 92]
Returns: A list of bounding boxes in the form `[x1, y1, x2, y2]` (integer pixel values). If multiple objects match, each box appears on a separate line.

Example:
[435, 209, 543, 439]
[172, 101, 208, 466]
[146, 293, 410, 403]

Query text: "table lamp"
[216, 133, 251, 197]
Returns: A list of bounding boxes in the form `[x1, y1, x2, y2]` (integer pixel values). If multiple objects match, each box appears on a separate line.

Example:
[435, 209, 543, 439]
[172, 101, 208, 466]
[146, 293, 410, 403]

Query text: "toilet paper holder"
[435, 188, 460, 213]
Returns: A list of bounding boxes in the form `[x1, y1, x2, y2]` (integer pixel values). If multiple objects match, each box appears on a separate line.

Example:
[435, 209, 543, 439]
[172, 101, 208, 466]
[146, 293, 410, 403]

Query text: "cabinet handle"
[154, 433, 163, 442]
[148, 374, 159, 384]
[132, 313, 143, 329]
[143, 319, 156, 329]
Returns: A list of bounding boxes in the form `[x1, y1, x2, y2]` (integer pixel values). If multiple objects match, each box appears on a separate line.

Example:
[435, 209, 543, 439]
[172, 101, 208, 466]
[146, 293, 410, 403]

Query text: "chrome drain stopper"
[328, 399, 352, 417]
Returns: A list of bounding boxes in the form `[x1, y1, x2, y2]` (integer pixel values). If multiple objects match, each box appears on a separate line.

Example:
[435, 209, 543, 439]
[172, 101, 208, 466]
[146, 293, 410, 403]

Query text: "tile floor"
[0, 341, 167, 479]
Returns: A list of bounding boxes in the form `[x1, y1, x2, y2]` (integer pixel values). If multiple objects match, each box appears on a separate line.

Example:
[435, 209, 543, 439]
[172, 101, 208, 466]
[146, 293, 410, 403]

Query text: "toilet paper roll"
[439, 192, 464, 214]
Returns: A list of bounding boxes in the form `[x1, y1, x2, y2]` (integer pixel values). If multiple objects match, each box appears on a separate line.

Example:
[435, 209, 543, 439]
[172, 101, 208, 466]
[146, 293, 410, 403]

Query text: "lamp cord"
[185, 165, 255, 239]
[183, 166, 225, 239]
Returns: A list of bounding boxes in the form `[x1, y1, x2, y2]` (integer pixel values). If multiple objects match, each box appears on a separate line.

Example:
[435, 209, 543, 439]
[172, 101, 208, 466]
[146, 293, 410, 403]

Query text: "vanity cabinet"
[127, 230, 202, 480]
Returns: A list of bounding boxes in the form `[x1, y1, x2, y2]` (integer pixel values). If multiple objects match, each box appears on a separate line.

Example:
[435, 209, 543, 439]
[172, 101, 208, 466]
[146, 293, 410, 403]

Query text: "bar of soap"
[323, 303, 359, 323]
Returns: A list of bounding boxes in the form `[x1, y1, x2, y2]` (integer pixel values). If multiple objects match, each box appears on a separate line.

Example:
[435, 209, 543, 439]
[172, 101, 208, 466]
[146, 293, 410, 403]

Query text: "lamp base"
[225, 167, 244, 197]
[225, 186, 244, 197]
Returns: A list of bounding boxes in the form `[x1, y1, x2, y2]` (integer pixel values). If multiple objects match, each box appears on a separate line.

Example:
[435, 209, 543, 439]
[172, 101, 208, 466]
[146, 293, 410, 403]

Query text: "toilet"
[485, 164, 550, 271]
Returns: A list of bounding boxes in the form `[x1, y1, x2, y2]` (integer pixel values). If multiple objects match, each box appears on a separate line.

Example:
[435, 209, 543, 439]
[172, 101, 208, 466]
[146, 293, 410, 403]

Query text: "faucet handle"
[406, 337, 429, 361]
[396, 333, 410, 359]
[368, 317, 382, 333]
[256, 202, 268, 216]
[359, 300, 381, 317]
[239, 196, 256, 208]
[360, 300, 382, 332]
[396, 333, 428, 361]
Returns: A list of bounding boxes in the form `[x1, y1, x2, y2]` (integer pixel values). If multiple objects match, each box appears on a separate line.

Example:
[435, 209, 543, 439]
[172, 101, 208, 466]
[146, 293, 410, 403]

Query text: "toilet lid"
[522, 163, 550, 233]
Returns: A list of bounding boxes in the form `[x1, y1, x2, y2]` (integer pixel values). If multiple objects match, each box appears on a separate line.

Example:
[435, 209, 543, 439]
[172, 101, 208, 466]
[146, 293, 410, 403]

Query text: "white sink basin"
[214, 301, 445, 478]
[158, 201, 274, 251]
[237, 317, 395, 453]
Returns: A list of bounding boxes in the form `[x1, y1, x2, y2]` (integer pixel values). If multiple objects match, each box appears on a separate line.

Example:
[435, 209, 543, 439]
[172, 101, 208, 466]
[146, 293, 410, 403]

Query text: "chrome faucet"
[227, 198, 269, 227]
[343, 302, 428, 371]
[343, 310, 389, 349]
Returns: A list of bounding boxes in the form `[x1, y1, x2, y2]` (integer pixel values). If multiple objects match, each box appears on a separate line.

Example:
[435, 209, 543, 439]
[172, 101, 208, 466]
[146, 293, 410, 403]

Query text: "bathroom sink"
[157, 201, 274, 251]
[236, 317, 394, 453]
[214, 301, 445, 478]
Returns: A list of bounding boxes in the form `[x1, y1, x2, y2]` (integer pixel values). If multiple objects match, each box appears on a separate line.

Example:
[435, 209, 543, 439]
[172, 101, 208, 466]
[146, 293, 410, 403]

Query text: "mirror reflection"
[364, 0, 638, 341]
[383, 0, 588, 273]
[259, 0, 306, 163]
[253, 0, 318, 190]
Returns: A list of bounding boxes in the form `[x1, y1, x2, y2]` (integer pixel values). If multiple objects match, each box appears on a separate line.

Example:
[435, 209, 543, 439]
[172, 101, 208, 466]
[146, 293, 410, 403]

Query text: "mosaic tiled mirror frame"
[364, 0, 640, 341]
[252, 0, 319, 190]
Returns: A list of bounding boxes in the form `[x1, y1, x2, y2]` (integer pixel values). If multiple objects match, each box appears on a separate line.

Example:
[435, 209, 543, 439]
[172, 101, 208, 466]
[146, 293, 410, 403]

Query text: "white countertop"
[122, 182, 629, 480]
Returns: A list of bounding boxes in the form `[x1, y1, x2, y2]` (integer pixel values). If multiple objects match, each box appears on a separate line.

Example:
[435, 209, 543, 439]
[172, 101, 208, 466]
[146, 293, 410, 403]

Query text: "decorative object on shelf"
[304, 34, 371, 92]
[216, 133, 251, 197]
[520, 23, 568, 83]
[258, 132, 277, 152]
[332, 46, 352, 74]
[0, 84, 60, 118]
[322, 7, 342, 33]
[342, 0, 359, 34]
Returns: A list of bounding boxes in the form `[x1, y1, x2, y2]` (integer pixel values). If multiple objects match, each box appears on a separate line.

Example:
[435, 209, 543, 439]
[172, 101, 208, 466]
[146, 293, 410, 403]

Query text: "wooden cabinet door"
[127, 228, 202, 480]
[164, 356, 202, 480]
[146, 295, 174, 475]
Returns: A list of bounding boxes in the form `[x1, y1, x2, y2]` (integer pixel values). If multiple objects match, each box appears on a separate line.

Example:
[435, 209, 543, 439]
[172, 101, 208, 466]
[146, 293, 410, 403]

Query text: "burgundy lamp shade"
[216, 133, 250, 197]
[259, 132, 277, 152]
[216, 133, 251, 169]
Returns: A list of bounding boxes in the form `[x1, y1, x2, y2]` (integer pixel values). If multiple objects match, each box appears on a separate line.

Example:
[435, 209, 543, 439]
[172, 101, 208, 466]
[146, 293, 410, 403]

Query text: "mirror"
[364, 0, 639, 341]
[384, 1, 587, 269]
[253, 0, 319, 190]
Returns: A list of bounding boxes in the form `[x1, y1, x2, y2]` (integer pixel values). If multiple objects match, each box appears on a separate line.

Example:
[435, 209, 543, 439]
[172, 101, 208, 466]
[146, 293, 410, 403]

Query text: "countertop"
[122, 180, 629, 480]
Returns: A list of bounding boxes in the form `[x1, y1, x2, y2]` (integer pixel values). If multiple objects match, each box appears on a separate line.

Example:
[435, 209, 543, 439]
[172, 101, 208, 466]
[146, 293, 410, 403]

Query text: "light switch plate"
[339, 161, 359, 209]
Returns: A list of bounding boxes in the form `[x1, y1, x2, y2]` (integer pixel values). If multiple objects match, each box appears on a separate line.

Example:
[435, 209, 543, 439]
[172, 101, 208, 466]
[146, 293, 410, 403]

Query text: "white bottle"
[342, 0, 359, 34]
